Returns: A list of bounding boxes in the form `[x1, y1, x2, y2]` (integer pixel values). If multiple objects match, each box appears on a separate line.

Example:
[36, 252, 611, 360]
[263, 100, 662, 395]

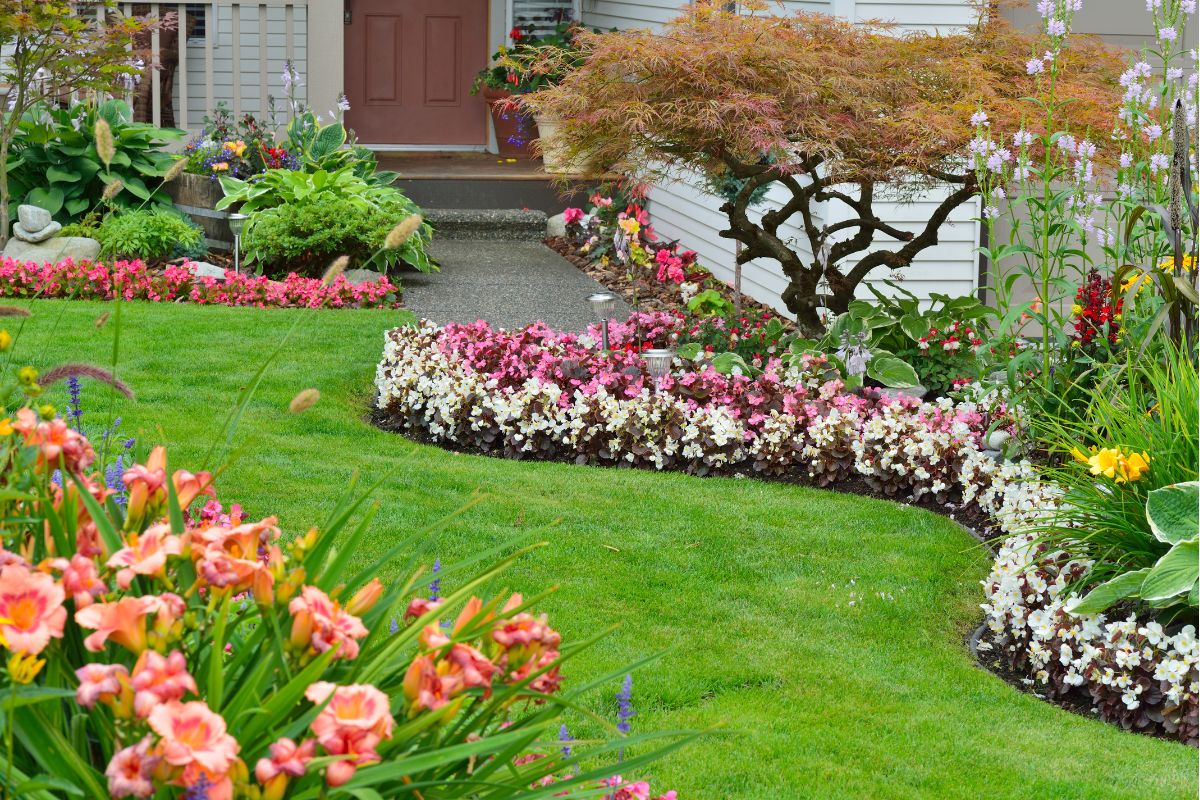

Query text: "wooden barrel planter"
[166, 172, 235, 252]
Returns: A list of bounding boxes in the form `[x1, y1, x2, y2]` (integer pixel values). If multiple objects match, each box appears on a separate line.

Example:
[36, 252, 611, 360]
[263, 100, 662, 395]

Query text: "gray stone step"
[424, 208, 548, 242]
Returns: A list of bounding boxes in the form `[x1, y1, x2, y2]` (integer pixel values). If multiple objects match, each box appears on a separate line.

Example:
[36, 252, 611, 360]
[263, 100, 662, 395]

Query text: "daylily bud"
[345, 578, 383, 615]
[289, 610, 313, 650]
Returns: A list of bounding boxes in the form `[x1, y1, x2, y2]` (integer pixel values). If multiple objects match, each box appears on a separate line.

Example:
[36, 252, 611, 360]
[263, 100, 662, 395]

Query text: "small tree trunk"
[0, 134, 11, 247]
[733, 240, 743, 316]
[780, 265, 824, 335]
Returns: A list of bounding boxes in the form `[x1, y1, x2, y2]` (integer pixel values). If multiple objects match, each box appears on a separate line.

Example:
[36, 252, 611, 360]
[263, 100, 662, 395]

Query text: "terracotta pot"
[483, 88, 539, 159]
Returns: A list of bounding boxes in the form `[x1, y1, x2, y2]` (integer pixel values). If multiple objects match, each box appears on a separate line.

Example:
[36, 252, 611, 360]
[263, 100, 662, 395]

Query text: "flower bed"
[0, 257, 401, 309]
[374, 314, 1199, 743]
[982, 534, 1198, 744]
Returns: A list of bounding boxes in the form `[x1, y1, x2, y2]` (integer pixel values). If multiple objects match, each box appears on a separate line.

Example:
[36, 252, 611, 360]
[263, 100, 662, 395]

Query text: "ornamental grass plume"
[0, 305, 29, 317]
[288, 388, 320, 413]
[320, 255, 349, 286]
[162, 157, 189, 184]
[383, 215, 423, 250]
[101, 179, 124, 202]
[95, 117, 116, 168]
[40, 363, 135, 400]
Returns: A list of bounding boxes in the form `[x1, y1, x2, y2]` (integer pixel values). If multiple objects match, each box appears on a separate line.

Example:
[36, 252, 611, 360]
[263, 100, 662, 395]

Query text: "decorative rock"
[2, 236, 100, 264]
[189, 261, 228, 280]
[890, 384, 928, 400]
[17, 204, 51, 232]
[12, 204, 60, 243]
[545, 212, 567, 238]
[342, 268, 385, 286]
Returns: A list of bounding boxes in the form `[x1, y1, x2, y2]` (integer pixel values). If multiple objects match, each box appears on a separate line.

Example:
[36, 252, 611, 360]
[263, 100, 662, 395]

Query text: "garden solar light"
[642, 348, 675, 387]
[586, 291, 618, 351]
[227, 213, 249, 274]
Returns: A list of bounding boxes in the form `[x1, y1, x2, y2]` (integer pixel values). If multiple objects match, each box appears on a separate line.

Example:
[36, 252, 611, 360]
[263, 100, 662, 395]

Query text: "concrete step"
[424, 208, 548, 242]
[396, 177, 588, 215]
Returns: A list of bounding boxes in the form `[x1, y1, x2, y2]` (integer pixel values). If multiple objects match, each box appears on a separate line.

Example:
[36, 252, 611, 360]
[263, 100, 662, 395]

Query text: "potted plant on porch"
[471, 28, 542, 159]
[499, 21, 601, 174]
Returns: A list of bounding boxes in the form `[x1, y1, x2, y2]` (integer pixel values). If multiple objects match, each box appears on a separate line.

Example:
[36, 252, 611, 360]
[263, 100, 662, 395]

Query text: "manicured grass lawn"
[18, 299, 1198, 799]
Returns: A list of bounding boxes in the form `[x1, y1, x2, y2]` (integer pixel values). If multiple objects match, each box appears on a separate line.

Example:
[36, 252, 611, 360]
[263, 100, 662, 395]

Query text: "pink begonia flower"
[148, 700, 239, 791]
[75, 593, 185, 654]
[0, 562, 67, 655]
[131, 649, 198, 717]
[12, 407, 95, 474]
[105, 736, 159, 799]
[107, 523, 184, 589]
[305, 682, 395, 786]
[562, 207, 585, 225]
[49, 553, 107, 608]
[75, 662, 130, 709]
[255, 736, 316, 783]
[288, 585, 369, 660]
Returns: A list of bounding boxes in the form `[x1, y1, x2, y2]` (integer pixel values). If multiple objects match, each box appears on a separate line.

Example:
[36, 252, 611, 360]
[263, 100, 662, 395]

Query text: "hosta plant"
[0, 387, 686, 798]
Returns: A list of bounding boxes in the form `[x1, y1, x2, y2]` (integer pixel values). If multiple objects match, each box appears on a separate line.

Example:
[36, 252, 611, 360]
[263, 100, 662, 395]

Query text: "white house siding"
[581, 0, 981, 316]
[171, 3, 309, 138]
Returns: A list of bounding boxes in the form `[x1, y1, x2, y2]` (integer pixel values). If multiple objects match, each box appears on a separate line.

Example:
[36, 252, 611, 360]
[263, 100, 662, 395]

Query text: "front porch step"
[424, 208, 548, 242]
[396, 177, 588, 215]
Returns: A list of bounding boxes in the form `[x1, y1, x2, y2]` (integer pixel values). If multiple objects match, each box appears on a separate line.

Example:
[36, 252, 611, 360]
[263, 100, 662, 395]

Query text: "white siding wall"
[581, 0, 981, 316]
[173, 3, 309, 138]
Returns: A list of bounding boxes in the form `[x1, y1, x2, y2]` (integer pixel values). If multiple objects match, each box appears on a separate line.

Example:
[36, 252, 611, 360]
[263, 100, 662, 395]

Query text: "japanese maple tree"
[522, 2, 1123, 332]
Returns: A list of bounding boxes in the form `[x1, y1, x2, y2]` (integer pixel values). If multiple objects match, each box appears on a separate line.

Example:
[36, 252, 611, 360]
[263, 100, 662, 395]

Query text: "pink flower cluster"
[376, 317, 1007, 500]
[0, 257, 402, 309]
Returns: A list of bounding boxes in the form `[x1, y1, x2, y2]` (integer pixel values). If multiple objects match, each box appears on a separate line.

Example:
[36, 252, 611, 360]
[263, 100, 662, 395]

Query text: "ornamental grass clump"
[0, 329, 689, 798]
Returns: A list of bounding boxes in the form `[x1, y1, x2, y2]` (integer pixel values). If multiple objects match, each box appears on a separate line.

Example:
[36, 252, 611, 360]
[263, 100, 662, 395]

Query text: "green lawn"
[17, 300, 1197, 799]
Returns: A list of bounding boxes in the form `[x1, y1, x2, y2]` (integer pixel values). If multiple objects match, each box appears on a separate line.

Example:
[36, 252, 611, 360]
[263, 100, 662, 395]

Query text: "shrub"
[220, 167, 435, 275]
[245, 195, 426, 277]
[95, 209, 204, 264]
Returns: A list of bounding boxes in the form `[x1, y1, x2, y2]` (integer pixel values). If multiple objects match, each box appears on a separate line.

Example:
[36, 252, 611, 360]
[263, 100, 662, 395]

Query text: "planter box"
[166, 172, 234, 252]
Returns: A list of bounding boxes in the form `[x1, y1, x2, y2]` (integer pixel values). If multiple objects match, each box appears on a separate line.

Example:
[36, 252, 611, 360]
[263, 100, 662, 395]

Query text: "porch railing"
[109, 1, 309, 138]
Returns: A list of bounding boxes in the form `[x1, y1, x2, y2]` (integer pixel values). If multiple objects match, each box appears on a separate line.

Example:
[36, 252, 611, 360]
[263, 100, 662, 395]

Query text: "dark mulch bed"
[544, 235, 785, 322]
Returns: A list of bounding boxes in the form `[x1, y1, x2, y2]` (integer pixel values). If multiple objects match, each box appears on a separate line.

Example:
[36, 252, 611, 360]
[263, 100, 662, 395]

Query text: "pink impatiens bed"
[0, 257, 402, 309]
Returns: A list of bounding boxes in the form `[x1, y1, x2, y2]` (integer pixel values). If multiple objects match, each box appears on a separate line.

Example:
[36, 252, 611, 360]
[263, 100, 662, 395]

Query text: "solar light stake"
[227, 213, 249, 274]
[643, 348, 675, 391]
[586, 291, 618, 351]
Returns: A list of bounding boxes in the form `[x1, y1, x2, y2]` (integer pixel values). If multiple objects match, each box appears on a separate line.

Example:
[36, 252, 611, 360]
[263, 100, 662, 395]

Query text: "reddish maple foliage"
[523, 2, 1124, 332]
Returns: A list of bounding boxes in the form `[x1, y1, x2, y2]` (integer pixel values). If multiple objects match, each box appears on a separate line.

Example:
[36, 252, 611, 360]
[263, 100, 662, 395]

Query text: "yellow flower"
[7, 651, 43, 684]
[0, 330, 11, 351]
[212, 162, 230, 172]
[1070, 446, 1090, 464]
[1119, 450, 1151, 483]
[1087, 447, 1123, 480]
[0, 419, 11, 436]
[1158, 254, 1196, 273]
[16, 366, 37, 386]
[618, 217, 641, 236]
[1071, 304, 1083, 316]
[223, 140, 247, 157]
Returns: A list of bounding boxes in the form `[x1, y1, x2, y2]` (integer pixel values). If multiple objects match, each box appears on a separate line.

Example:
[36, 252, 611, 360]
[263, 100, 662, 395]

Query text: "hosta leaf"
[25, 187, 64, 216]
[1146, 482, 1200, 545]
[866, 355, 919, 388]
[1142, 541, 1199, 602]
[1067, 568, 1150, 615]
[45, 166, 79, 184]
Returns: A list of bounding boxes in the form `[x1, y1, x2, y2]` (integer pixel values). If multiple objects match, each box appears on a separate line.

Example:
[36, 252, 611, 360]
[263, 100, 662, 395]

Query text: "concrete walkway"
[402, 240, 630, 332]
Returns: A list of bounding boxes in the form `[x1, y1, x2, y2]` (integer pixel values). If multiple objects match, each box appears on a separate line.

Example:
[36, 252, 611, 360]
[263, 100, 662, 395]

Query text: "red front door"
[344, 0, 488, 145]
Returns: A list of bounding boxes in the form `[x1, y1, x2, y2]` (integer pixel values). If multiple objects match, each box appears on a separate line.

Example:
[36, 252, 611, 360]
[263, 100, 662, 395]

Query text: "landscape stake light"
[227, 213, 249, 274]
[586, 291, 618, 351]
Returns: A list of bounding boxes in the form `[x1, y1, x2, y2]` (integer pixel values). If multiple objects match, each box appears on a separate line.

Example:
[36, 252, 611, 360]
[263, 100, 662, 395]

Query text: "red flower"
[509, 26, 523, 42]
